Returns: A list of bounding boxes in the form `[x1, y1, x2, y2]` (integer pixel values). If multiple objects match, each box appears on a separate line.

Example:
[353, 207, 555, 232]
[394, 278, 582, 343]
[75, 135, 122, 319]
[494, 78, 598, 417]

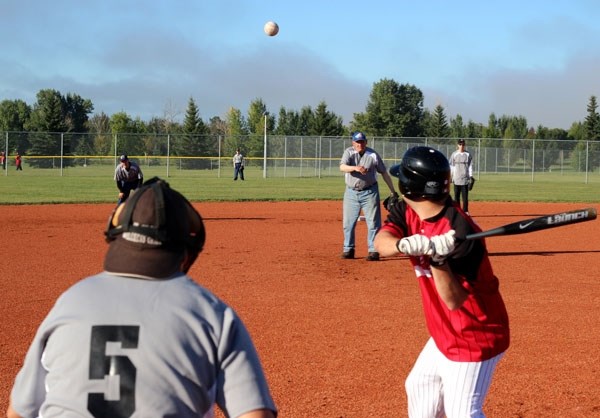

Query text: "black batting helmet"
[390, 146, 450, 200]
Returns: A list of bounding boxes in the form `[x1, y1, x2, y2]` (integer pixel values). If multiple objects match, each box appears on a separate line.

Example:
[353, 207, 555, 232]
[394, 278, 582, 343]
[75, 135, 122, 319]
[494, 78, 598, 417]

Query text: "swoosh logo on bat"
[519, 221, 534, 229]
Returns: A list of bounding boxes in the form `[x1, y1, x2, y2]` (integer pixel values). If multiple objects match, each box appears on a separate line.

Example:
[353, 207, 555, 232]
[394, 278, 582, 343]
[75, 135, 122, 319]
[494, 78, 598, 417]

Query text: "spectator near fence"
[233, 148, 245, 181]
[15, 153, 22, 171]
[449, 139, 473, 214]
[0, 151, 6, 170]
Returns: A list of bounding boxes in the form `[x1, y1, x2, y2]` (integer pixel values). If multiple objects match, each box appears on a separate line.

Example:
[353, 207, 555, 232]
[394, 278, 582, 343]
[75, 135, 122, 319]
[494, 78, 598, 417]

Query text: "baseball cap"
[457, 139, 466, 145]
[119, 154, 129, 162]
[352, 132, 367, 142]
[104, 178, 205, 279]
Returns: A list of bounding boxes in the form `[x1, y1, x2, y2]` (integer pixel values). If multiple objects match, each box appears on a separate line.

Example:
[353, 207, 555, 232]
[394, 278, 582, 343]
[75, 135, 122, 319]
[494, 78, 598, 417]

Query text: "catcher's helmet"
[105, 177, 205, 277]
[390, 146, 450, 200]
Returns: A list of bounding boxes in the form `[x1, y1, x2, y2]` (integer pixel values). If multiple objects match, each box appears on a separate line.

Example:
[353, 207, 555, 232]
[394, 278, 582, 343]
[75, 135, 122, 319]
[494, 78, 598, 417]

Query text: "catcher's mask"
[390, 146, 450, 201]
[104, 177, 205, 278]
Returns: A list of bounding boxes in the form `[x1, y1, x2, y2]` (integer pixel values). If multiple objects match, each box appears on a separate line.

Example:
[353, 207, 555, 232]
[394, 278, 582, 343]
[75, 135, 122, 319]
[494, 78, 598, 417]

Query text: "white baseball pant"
[405, 338, 504, 418]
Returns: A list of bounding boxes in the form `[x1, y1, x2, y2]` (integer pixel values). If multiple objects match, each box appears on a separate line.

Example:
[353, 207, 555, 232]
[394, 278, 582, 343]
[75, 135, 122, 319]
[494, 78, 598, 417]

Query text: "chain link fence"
[2, 132, 599, 182]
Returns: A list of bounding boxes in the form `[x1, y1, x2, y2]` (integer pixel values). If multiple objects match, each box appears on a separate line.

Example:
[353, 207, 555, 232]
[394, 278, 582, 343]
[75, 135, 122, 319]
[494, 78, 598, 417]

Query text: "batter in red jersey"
[374, 146, 509, 418]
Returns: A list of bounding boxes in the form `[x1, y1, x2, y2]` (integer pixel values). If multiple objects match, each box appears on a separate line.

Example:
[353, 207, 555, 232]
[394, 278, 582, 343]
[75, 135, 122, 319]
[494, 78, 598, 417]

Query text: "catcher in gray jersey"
[7, 178, 277, 418]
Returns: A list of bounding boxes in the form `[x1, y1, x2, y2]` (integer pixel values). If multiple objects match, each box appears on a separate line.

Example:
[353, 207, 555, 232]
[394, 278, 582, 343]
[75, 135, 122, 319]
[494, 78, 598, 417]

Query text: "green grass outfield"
[1, 166, 599, 204]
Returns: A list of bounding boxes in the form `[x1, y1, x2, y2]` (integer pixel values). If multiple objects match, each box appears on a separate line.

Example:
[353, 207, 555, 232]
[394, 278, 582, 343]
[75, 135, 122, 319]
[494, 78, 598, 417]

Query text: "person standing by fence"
[233, 148, 245, 181]
[1, 151, 6, 170]
[15, 153, 23, 171]
[449, 139, 473, 214]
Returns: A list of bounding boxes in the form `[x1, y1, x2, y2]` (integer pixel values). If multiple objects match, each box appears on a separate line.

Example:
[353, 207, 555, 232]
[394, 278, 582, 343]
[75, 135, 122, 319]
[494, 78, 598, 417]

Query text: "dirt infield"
[1, 201, 599, 417]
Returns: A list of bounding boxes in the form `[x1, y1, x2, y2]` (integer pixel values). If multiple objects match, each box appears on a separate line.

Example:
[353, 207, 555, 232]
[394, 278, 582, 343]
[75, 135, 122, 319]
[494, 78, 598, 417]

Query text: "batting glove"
[429, 230, 456, 266]
[396, 234, 432, 256]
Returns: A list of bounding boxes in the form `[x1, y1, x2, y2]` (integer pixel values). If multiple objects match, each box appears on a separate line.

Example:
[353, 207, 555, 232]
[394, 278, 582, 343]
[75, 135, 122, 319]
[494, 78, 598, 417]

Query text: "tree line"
[1, 78, 599, 169]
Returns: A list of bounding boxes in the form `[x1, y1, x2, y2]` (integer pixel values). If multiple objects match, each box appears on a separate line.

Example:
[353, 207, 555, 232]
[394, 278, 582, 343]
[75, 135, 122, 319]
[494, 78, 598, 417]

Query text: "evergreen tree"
[25, 89, 67, 167]
[275, 107, 299, 135]
[298, 106, 314, 136]
[584, 95, 600, 141]
[173, 97, 208, 168]
[574, 96, 600, 171]
[311, 101, 344, 136]
[224, 107, 248, 157]
[425, 104, 450, 140]
[465, 120, 483, 139]
[449, 114, 465, 139]
[63, 93, 94, 159]
[246, 99, 273, 158]
[482, 113, 500, 139]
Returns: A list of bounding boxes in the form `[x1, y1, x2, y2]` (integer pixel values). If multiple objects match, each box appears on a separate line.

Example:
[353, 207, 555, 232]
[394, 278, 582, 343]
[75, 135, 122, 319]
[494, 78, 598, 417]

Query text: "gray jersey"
[340, 146, 388, 190]
[10, 272, 276, 418]
[449, 150, 473, 185]
[233, 153, 244, 166]
[114, 162, 143, 184]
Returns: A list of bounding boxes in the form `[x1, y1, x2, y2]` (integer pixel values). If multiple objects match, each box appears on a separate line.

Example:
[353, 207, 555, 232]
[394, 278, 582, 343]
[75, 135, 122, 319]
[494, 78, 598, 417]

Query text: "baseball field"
[1, 198, 599, 417]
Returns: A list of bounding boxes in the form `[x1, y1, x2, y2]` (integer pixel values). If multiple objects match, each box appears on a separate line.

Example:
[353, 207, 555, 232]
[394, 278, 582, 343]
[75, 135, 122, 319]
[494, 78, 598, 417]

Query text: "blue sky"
[1, 0, 599, 129]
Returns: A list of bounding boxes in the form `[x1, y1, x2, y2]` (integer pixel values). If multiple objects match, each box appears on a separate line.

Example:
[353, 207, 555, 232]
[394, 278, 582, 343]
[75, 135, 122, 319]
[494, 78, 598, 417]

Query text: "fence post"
[316, 136, 320, 178]
[167, 134, 171, 178]
[585, 141, 589, 184]
[60, 133, 64, 177]
[263, 112, 268, 179]
[284, 136, 288, 178]
[531, 139, 535, 182]
[476, 138, 481, 179]
[114, 134, 118, 162]
[3, 132, 7, 176]
[217, 135, 221, 179]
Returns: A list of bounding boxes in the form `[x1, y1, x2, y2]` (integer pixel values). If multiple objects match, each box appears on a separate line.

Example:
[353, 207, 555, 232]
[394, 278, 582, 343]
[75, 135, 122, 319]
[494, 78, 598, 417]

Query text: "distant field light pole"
[263, 111, 269, 178]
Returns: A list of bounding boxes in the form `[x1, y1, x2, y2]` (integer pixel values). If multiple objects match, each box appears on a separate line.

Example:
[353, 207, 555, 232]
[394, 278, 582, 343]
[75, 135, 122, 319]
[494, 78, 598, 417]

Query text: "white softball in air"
[264, 21, 279, 37]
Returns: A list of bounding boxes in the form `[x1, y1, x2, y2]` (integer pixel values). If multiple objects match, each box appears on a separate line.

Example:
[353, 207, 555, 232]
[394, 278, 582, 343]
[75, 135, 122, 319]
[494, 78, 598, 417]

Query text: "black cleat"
[340, 249, 355, 259]
[366, 252, 380, 261]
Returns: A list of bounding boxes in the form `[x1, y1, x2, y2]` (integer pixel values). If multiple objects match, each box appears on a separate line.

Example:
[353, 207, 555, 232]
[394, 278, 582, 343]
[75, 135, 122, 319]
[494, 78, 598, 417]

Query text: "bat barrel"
[465, 207, 597, 240]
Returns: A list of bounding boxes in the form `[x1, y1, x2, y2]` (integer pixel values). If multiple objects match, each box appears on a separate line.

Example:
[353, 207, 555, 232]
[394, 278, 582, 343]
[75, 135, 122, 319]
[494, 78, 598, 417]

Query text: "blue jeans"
[234, 163, 244, 180]
[343, 185, 381, 253]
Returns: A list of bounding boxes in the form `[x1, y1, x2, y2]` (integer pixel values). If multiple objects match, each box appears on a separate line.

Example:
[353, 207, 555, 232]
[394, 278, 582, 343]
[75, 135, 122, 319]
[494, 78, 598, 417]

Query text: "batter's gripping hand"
[429, 230, 456, 265]
[383, 192, 400, 211]
[396, 234, 432, 256]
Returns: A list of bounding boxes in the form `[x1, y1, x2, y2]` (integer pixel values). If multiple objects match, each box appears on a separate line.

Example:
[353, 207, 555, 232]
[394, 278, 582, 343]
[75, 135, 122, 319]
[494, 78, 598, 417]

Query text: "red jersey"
[381, 198, 509, 361]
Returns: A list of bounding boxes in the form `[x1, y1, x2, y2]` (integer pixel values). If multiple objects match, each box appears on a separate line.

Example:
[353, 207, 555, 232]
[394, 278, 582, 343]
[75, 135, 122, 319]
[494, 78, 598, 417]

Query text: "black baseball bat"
[465, 207, 597, 240]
